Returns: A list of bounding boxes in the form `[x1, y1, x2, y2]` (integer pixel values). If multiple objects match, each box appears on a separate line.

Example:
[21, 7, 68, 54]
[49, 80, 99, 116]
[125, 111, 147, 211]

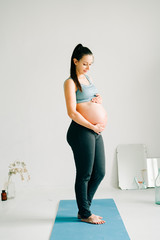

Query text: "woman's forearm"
[68, 110, 94, 130]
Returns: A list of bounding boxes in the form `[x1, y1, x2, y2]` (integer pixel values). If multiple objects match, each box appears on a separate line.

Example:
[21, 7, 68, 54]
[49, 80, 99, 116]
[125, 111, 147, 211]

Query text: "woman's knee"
[76, 171, 92, 183]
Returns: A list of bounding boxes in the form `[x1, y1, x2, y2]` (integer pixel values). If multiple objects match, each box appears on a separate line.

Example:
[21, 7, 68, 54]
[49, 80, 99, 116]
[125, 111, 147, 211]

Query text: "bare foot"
[92, 214, 103, 219]
[78, 213, 103, 220]
[81, 214, 105, 224]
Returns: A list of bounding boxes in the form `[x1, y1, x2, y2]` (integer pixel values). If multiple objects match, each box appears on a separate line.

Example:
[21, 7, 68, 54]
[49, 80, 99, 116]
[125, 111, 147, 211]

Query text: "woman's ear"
[73, 58, 78, 65]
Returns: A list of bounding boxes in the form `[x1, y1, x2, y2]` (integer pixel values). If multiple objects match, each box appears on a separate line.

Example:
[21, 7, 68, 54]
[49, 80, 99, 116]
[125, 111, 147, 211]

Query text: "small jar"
[1, 190, 7, 201]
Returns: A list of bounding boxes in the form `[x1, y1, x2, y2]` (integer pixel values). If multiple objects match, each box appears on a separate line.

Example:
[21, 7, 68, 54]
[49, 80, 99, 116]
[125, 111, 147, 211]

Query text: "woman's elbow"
[68, 111, 77, 120]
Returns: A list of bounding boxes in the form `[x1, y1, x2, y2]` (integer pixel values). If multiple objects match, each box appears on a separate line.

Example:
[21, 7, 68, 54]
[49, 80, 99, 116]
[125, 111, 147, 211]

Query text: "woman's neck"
[77, 73, 85, 80]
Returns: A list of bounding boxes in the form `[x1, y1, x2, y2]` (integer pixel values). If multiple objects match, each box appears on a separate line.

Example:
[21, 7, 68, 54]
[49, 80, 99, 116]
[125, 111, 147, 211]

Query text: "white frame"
[117, 144, 147, 190]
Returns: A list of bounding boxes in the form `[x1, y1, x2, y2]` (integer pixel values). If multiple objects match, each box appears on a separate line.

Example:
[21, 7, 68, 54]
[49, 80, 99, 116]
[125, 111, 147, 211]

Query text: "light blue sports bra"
[76, 75, 98, 103]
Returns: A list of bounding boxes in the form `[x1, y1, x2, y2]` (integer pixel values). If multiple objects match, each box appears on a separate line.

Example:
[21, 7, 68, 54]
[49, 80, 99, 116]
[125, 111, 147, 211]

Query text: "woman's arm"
[64, 79, 104, 134]
[87, 76, 102, 104]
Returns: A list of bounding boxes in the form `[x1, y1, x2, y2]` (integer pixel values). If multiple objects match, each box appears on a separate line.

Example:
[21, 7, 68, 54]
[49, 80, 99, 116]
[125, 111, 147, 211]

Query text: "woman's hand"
[91, 94, 102, 104]
[92, 123, 105, 134]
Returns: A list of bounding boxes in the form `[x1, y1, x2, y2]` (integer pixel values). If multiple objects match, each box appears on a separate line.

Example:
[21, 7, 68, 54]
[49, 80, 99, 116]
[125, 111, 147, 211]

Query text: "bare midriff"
[76, 101, 107, 127]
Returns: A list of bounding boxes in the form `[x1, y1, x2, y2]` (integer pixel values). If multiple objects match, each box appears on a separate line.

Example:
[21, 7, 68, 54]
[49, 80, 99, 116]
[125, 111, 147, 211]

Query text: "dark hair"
[70, 44, 93, 91]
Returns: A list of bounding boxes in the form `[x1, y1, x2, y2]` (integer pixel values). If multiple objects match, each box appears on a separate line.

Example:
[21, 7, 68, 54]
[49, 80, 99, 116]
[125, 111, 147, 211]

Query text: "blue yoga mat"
[50, 199, 130, 240]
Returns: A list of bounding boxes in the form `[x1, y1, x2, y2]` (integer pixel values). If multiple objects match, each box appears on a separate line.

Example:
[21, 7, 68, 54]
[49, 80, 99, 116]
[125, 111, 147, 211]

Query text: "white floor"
[0, 186, 159, 240]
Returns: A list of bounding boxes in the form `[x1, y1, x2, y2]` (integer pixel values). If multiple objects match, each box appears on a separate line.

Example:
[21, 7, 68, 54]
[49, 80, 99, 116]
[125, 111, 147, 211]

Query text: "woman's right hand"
[92, 123, 105, 134]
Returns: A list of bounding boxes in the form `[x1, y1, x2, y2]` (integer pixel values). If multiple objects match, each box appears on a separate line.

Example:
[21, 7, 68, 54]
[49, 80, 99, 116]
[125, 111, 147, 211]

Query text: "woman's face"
[74, 54, 94, 75]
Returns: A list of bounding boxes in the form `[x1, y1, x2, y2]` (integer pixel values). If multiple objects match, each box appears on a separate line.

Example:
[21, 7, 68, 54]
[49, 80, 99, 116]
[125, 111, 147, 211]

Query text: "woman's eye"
[83, 63, 92, 67]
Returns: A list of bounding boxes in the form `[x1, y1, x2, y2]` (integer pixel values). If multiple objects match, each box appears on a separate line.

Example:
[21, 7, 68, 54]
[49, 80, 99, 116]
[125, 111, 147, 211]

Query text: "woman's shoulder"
[64, 77, 77, 90]
[64, 77, 74, 85]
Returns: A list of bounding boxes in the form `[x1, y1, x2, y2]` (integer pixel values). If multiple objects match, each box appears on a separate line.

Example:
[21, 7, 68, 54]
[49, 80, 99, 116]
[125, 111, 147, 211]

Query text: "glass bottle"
[155, 168, 160, 205]
[1, 190, 7, 201]
[7, 180, 15, 199]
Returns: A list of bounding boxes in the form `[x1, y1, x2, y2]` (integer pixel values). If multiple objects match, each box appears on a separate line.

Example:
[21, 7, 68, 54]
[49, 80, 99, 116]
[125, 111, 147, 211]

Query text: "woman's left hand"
[91, 94, 102, 104]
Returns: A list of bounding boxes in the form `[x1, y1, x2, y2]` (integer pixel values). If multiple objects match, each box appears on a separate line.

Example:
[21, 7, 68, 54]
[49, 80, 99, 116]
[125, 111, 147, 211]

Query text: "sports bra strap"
[85, 75, 91, 83]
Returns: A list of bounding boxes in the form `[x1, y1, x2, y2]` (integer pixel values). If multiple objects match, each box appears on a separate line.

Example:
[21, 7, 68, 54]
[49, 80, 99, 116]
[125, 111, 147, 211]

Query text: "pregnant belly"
[76, 102, 107, 126]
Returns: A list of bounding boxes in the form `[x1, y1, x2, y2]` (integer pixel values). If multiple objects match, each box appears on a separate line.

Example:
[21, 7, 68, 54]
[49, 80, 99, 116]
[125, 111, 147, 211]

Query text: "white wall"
[0, 0, 160, 191]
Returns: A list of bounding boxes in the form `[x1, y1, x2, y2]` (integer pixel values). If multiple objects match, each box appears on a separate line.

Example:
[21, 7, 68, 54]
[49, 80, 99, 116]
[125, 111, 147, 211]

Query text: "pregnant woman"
[64, 44, 107, 224]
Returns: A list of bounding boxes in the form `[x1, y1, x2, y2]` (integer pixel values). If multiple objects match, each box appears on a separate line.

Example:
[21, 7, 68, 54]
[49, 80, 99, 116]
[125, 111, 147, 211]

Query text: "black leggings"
[67, 121, 105, 219]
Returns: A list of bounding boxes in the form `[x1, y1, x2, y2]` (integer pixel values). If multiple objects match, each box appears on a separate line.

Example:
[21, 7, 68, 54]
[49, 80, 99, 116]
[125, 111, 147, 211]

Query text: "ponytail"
[70, 44, 92, 92]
